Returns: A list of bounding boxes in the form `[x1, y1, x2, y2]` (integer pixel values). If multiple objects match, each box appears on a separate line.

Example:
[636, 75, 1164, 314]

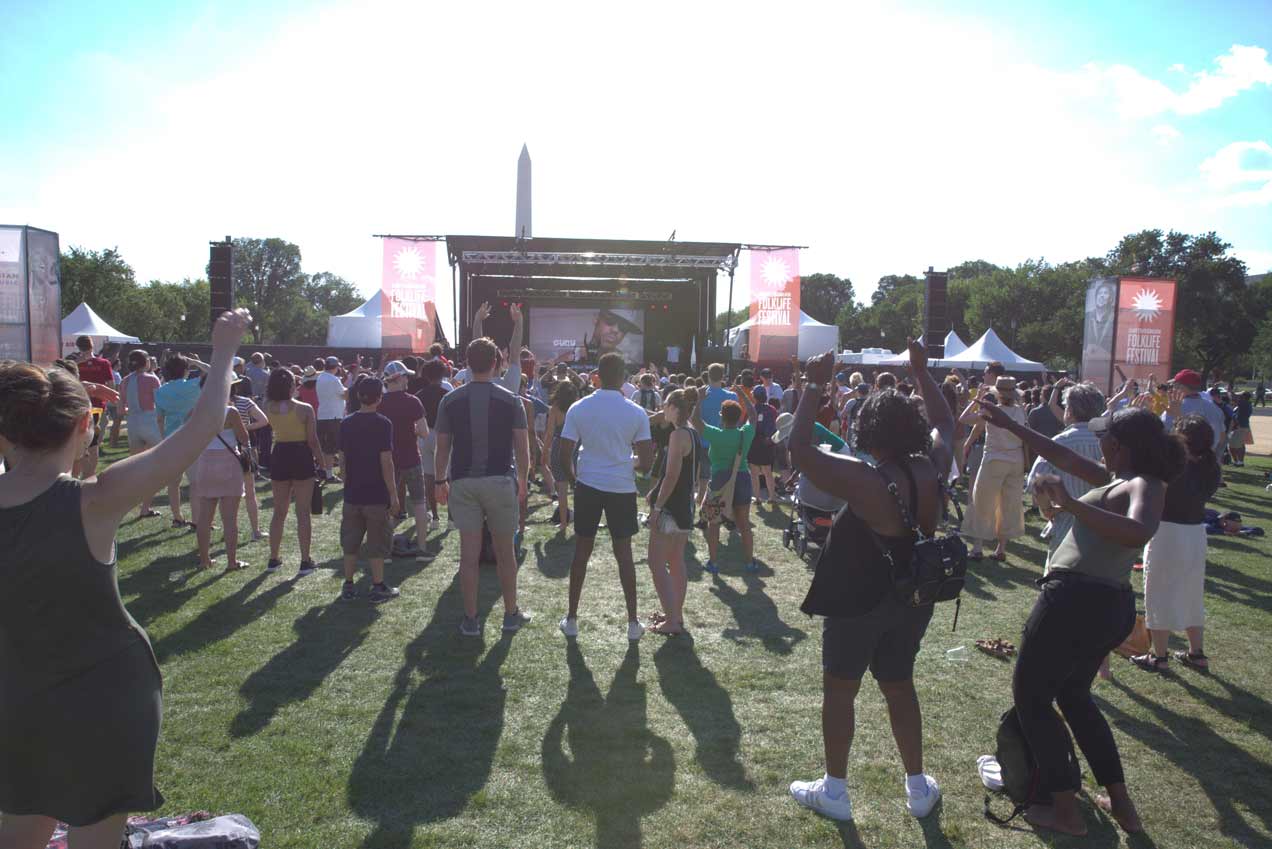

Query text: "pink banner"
[381, 238, 437, 352]
[748, 248, 801, 364]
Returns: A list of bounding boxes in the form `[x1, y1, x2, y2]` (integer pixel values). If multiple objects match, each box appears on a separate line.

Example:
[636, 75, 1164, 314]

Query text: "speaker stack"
[208, 237, 233, 330]
[923, 267, 949, 359]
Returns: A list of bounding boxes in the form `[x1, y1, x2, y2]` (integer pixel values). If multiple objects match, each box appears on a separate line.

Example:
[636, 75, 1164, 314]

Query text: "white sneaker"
[627, 620, 645, 641]
[559, 616, 579, 638]
[789, 777, 853, 821]
[976, 755, 1003, 791]
[905, 774, 941, 818]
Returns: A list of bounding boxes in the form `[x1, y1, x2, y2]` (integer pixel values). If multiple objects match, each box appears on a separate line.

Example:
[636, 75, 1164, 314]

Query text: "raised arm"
[976, 399, 1110, 486]
[85, 310, 252, 525]
[472, 301, 491, 339]
[906, 338, 953, 476]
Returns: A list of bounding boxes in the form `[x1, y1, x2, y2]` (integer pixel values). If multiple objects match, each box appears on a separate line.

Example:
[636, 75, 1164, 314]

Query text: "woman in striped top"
[231, 379, 270, 541]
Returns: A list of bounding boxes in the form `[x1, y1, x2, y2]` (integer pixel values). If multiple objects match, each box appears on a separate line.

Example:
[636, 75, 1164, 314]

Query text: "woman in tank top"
[645, 388, 699, 636]
[976, 401, 1183, 836]
[0, 309, 252, 849]
[191, 400, 251, 571]
[787, 341, 955, 824]
[230, 379, 270, 541]
[262, 368, 324, 577]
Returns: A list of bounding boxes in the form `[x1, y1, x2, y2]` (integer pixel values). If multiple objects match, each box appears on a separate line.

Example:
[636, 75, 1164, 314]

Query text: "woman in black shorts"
[262, 369, 325, 576]
[542, 380, 578, 529]
[786, 342, 955, 823]
[646, 388, 699, 635]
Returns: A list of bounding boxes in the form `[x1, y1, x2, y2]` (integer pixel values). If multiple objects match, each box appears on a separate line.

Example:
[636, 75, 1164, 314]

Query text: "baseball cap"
[382, 360, 415, 380]
[1172, 369, 1202, 388]
[324, 356, 341, 369]
[232, 356, 244, 367]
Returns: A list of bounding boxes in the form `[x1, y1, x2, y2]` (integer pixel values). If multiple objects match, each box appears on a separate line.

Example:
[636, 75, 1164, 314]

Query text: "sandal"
[224, 560, 248, 572]
[975, 638, 1017, 660]
[1173, 650, 1209, 670]
[1130, 653, 1170, 672]
[990, 551, 1007, 562]
[172, 518, 193, 529]
[139, 510, 161, 518]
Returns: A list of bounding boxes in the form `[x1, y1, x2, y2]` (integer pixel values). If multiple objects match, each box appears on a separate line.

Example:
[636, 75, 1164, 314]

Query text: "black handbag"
[876, 463, 968, 628]
[216, 434, 251, 474]
[311, 477, 325, 515]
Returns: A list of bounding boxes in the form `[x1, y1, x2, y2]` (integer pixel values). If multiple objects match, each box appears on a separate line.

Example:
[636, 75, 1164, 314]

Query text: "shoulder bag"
[699, 429, 744, 525]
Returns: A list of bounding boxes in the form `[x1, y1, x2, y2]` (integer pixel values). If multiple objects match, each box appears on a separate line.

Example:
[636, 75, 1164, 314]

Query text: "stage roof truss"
[459, 250, 737, 271]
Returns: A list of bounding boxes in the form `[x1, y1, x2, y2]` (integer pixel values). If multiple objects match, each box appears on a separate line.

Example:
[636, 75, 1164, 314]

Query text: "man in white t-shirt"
[315, 356, 347, 480]
[557, 352, 655, 641]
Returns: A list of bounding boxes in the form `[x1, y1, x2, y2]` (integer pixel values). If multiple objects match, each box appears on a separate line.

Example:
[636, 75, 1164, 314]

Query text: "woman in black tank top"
[645, 388, 699, 636]
[786, 342, 956, 823]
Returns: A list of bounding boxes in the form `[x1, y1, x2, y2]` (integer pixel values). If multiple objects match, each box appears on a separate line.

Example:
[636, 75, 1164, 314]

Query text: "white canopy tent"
[726, 311, 840, 362]
[326, 293, 384, 349]
[61, 302, 139, 354]
[838, 347, 899, 366]
[939, 327, 1046, 373]
[942, 329, 968, 357]
[875, 329, 969, 367]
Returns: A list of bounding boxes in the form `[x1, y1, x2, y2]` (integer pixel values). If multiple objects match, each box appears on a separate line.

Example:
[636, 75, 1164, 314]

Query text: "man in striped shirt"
[1025, 382, 1107, 571]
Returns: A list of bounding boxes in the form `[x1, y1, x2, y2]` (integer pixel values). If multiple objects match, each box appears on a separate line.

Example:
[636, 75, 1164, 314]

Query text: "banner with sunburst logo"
[380, 238, 437, 352]
[1113, 276, 1176, 390]
[747, 248, 801, 364]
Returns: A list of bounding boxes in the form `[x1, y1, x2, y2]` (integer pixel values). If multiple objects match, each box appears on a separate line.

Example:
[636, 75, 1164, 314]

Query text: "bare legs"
[567, 534, 638, 623]
[196, 496, 241, 569]
[750, 464, 776, 503]
[1149, 626, 1204, 657]
[268, 479, 313, 563]
[556, 481, 570, 528]
[822, 674, 924, 781]
[647, 527, 688, 632]
[242, 471, 260, 537]
[458, 528, 519, 619]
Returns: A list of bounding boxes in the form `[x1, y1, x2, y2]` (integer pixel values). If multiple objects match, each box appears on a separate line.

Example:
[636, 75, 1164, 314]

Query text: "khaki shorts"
[419, 430, 438, 475]
[341, 502, 392, 558]
[396, 463, 425, 502]
[449, 475, 518, 535]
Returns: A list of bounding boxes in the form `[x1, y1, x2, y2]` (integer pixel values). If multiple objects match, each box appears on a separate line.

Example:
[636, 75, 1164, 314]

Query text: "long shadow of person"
[653, 637, 753, 791]
[119, 554, 223, 627]
[542, 642, 674, 849]
[1101, 678, 1272, 845]
[151, 572, 296, 661]
[533, 534, 574, 579]
[229, 600, 380, 737]
[709, 571, 807, 656]
[348, 573, 511, 849]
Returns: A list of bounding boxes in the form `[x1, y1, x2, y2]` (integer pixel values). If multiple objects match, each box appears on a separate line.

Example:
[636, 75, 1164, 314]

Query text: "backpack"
[874, 462, 969, 628]
[983, 707, 1081, 825]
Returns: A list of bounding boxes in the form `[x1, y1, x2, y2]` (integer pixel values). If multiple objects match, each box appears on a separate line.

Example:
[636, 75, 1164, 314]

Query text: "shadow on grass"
[119, 553, 225, 626]
[230, 600, 380, 737]
[151, 572, 296, 662]
[349, 572, 512, 849]
[653, 636, 754, 791]
[1202, 558, 1272, 614]
[1102, 678, 1272, 847]
[961, 555, 1039, 602]
[709, 571, 807, 655]
[542, 641, 673, 849]
[533, 533, 575, 579]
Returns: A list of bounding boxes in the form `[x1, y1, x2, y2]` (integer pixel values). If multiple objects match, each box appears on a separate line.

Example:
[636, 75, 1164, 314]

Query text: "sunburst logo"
[760, 257, 791, 289]
[1131, 287, 1163, 322]
[393, 247, 426, 280]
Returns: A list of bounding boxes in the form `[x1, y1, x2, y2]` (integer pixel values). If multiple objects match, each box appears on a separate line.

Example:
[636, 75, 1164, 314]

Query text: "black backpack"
[984, 707, 1081, 825]
[875, 462, 969, 629]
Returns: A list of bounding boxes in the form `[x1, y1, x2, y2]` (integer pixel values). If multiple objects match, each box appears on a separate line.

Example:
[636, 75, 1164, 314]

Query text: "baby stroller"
[783, 503, 837, 560]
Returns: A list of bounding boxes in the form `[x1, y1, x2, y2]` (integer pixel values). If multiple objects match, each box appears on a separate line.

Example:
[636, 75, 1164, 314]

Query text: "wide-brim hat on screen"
[596, 308, 643, 336]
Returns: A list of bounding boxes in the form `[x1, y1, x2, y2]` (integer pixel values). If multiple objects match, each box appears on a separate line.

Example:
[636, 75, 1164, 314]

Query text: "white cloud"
[1151, 124, 1181, 145]
[1091, 45, 1272, 119]
[1200, 141, 1272, 206]
[1168, 63, 1187, 73]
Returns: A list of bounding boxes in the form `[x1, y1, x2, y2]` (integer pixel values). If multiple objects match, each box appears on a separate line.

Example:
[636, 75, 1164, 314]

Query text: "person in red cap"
[1162, 370, 1226, 456]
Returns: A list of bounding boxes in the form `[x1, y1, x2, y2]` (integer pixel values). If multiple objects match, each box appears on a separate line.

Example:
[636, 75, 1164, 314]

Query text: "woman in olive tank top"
[976, 401, 1184, 837]
[645, 388, 699, 636]
[0, 309, 253, 849]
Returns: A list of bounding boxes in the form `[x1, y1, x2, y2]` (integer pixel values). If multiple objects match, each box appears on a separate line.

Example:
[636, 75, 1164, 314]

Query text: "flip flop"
[224, 560, 248, 573]
[139, 510, 161, 518]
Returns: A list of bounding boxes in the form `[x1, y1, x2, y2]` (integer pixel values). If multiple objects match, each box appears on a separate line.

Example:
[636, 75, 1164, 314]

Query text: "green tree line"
[60, 237, 363, 345]
[718, 229, 1272, 381]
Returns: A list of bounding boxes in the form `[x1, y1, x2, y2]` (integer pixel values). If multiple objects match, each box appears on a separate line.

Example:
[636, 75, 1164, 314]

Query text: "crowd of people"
[0, 306, 1258, 846]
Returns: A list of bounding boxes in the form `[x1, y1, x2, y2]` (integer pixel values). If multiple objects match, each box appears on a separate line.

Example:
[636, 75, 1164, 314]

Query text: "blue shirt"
[699, 385, 738, 428]
[154, 378, 202, 437]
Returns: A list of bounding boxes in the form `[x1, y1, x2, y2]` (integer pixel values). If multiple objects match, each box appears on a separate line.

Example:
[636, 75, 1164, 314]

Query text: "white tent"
[939, 327, 1046, 373]
[61, 302, 139, 353]
[327, 293, 442, 351]
[942, 329, 967, 357]
[838, 347, 899, 366]
[874, 329, 970, 368]
[726, 311, 840, 362]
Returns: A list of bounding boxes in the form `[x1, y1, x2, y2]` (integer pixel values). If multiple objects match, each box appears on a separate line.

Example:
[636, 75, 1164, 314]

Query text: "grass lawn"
[102, 441, 1272, 849]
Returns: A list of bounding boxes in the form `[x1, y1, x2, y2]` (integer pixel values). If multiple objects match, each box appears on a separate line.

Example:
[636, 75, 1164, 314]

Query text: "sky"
[3, 0, 1271, 339]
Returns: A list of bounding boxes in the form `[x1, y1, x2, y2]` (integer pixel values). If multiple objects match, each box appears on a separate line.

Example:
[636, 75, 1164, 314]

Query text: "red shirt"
[76, 355, 114, 386]
[377, 390, 426, 468]
[299, 382, 319, 410]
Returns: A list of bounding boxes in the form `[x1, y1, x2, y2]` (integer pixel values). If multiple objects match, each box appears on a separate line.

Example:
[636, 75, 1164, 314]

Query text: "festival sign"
[748, 247, 800, 363]
[380, 238, 437, 352]
[25, 227, 62, 364]
[1112, 276, 1176, 390]
[1080, 277, 1118, 394]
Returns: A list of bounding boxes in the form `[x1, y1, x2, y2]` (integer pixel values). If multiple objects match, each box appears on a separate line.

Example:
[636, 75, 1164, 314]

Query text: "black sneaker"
[266, 559, 282, 572]
[297, 560, 317, 577]
[369, 583, 400, 604]
[341, 581, 357, 601]
[458, 615, 481, 637]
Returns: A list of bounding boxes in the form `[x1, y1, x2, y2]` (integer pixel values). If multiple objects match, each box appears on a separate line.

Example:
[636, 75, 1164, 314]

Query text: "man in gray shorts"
[434, 324, 532, 637]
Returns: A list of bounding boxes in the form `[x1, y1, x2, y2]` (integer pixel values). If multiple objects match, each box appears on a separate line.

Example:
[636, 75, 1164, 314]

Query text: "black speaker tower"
[923, 267, 949, 359]
[208, 236, 233, 330]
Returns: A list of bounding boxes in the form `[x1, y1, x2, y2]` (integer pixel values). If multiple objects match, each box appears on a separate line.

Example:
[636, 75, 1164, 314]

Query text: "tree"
[1105, 230, 1252, 381]
[60, 247, 136, 319]
[229, 237, 306, 343]
[799, 273, 857, 326]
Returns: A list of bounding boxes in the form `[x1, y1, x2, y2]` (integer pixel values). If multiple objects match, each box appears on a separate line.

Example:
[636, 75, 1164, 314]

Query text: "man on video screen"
[585, 308, 642, 359]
